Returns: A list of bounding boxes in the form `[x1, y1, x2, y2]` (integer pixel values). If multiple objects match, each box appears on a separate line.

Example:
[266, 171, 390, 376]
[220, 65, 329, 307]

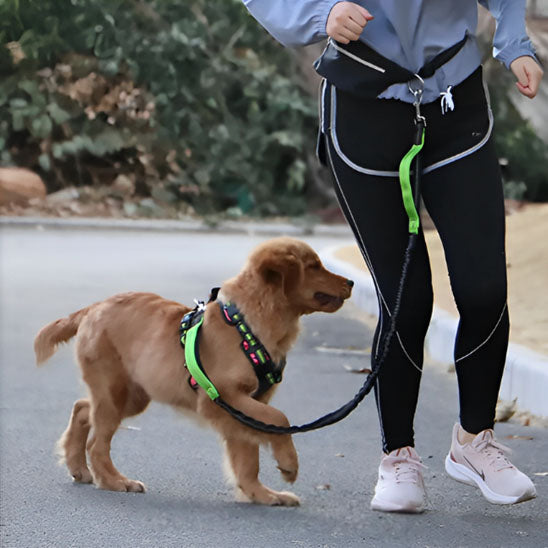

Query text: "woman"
[242, 0, 543, 513]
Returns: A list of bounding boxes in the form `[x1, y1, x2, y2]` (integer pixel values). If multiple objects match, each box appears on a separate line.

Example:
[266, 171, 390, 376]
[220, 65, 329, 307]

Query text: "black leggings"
[322, 68, 509, 453]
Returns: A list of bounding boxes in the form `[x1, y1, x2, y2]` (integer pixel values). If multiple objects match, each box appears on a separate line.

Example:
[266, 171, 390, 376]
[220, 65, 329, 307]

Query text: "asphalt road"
[1, 225, 547, 548]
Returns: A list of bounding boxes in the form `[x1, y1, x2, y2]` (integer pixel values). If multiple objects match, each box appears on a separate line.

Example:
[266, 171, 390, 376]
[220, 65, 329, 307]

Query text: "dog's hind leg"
[224, 437, 300, 506]
[87, 392, 146, 493]
[58, 398, 93, 483]
[80, 334, 148, 493]
[83, 383, 149, 490]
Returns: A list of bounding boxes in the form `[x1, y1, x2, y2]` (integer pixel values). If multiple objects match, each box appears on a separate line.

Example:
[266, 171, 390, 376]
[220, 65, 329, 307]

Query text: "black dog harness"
[179, 289, 286, 400]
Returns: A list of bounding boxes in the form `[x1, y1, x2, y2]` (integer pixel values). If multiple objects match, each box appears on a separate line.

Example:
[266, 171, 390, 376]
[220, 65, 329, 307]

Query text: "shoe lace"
[387, 453, 427, 484]
[474, 433, 514, 472]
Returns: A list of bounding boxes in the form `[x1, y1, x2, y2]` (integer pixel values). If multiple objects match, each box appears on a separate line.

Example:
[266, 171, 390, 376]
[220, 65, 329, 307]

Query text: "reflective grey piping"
[330, 85, 400, 177]
[330, 85, 493, 178]
[375, 377, 388, 452]
[325, 139, 421, 374]
[396, 333, 422, 373]
[326, 141, 384, 316]
[319, 79, 328, 133]
[455, 302, 507, 363]
[328, 38, 386, 73]
[326, 140, 385, 359]
[422, 107, 494, 174]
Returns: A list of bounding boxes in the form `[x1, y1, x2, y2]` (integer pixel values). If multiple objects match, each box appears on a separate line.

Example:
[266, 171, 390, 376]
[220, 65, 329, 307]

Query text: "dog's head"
[249, 237, 353, 315]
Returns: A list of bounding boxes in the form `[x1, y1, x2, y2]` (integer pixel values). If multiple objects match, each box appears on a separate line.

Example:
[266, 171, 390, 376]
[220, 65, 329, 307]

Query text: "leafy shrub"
[481, 45, 548, 202]
[488, 75, 548, 202]
[0, 0, 318, 216]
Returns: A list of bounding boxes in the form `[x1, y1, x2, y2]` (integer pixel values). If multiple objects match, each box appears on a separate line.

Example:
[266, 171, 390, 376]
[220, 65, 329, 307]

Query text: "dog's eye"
[308, 262, 321, 270]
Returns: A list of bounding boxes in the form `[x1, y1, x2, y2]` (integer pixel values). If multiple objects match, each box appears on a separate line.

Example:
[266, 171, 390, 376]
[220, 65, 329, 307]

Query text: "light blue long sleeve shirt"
[242, 0, 537, 103]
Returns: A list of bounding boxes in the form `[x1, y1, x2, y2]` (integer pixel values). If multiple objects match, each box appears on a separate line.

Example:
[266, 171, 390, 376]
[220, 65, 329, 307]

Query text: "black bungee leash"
[210, 77, 428, 434]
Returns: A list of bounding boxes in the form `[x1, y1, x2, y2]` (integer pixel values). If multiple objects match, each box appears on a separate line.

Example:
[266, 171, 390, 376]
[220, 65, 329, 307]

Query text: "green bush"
[0, 0, 318, 216]
[488, 76, 548, 202]
[482, 50, 548, 202]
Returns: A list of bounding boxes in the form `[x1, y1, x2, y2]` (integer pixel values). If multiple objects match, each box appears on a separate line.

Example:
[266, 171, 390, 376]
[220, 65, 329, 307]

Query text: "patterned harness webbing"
[179, 292, 286, 399]
[219, 300, 286, 396]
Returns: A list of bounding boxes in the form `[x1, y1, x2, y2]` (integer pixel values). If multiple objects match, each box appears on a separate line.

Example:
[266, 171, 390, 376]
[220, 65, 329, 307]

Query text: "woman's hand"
[510, 56, 544, 99]
[326, 2, 374, 44]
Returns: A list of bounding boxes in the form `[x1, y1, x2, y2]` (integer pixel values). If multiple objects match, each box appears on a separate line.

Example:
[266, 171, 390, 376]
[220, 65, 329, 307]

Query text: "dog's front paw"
[72, 468, 93, 484]
[236, 484, 300, 506]
[96, 477, 146, 493]
[272, 437, 299, 484]
[122, 478, 146, 493]
[270, 490, 300, 507]
[277, 465, 298, 484]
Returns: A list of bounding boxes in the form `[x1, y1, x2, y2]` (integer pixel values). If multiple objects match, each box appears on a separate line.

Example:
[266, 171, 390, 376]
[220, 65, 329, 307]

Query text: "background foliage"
[1, 0, 547, 219]
[0, 0, 318, 217]
[482, 51, 548, 202]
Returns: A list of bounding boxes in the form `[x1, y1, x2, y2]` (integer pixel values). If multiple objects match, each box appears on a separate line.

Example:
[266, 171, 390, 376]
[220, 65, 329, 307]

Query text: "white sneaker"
[370, 447, 427, 513]
[445, 423, 537, 505]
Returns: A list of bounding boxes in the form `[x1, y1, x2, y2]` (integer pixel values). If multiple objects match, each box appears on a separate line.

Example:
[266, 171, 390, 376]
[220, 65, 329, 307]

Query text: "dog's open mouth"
[314, 292, 344, 307]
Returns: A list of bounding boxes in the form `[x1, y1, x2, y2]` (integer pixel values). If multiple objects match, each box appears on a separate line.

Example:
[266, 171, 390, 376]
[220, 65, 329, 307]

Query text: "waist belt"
[314, 34, 468, 99]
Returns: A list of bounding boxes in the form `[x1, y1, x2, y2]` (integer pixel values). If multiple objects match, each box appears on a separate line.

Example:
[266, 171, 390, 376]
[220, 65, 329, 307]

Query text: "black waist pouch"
[314, 34, 469, 166]
[314, 35, 468, 99]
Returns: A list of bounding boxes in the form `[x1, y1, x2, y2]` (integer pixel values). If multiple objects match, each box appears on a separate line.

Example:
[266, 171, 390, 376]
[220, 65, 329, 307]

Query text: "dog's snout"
[346, 279, 354, 288]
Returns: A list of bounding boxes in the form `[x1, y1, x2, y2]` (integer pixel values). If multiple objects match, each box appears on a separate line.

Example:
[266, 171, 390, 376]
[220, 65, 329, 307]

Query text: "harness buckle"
[193, 299, 206, 312]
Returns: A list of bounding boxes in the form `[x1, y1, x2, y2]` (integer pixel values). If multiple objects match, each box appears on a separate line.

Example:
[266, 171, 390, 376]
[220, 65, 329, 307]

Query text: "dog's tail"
[34, 307, 90, 365]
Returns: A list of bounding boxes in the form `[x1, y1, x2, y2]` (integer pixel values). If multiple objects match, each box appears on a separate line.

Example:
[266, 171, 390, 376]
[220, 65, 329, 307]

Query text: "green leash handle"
[399, 125, 425, 234]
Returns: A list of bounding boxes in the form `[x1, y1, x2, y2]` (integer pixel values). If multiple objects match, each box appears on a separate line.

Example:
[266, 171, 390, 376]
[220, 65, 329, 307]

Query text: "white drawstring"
[440, 85, 455, 114]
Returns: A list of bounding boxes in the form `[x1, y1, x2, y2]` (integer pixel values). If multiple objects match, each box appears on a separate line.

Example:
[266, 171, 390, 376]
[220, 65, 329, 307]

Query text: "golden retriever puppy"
[34, 237, 353, 506]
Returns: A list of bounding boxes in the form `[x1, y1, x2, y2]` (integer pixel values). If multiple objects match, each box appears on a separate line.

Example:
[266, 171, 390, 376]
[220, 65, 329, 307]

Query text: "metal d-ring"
[408, 74, 426, 126]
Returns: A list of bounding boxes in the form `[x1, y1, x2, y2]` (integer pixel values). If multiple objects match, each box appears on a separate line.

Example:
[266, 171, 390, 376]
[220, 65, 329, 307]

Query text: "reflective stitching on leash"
[455, 302, 508, 363]
[326, 140, 421, 374]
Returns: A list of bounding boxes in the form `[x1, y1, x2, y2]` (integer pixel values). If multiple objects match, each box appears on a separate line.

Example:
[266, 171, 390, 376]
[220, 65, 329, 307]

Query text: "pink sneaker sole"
[445, 454, 536, 505]
[370, 497, 426, 513]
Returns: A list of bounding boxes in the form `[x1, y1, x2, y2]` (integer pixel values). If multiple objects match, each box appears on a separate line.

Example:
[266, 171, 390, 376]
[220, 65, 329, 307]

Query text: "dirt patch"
[335, 203, 548, 357]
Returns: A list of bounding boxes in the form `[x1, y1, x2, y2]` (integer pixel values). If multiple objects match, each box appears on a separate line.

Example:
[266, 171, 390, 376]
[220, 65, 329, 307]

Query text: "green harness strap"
[182, 317, 220, 401]
[398, 128, 425, 235]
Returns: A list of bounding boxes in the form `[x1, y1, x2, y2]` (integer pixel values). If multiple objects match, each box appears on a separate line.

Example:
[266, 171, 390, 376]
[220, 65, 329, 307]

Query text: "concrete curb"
[0, 215, 354, 238]
[320, 244, 548, 419]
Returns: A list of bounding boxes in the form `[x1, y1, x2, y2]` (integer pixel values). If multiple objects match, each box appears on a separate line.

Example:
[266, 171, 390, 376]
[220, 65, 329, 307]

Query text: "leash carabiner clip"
[408, 74, 426, 127]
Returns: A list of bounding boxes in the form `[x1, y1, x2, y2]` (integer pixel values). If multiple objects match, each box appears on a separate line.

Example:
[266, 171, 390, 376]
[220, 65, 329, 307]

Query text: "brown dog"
[34, 237, 353, 506]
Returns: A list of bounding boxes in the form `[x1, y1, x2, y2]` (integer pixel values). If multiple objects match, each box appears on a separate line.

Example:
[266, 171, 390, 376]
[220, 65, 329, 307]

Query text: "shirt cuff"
[496, 40, 539, 69]
[312, 0, 343, 39]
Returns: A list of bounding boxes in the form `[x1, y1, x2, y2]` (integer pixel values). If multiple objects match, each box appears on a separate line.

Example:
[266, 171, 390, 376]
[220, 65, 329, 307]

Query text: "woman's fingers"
[510, 56, 544, 99]
[345, 17, 366, 36]
[327, 2, 374, 43]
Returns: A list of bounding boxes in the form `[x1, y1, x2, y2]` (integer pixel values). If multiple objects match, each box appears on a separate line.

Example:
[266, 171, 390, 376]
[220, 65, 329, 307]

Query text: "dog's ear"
[257, 251, 302, 294]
